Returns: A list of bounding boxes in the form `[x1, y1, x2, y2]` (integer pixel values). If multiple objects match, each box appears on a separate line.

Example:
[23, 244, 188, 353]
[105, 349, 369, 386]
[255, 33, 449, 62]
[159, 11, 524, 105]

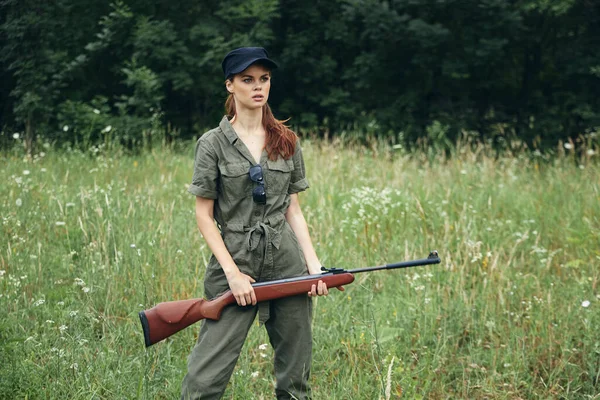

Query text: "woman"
[181, 47, 330, 400]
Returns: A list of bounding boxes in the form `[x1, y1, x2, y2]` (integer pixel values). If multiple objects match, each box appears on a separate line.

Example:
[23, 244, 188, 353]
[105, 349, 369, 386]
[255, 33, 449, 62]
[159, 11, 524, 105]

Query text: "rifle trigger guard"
[320, 266, 346, 274]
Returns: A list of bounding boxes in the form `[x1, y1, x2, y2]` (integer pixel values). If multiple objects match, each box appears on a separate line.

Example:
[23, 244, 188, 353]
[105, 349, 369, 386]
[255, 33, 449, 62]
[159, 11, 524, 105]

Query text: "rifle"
[139, 251, 440, 347]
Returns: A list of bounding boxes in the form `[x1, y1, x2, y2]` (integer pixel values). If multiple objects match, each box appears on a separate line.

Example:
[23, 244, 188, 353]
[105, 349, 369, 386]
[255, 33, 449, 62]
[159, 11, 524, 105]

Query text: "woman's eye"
[261, 77, 270, 82]
[243, 78, 252, 83]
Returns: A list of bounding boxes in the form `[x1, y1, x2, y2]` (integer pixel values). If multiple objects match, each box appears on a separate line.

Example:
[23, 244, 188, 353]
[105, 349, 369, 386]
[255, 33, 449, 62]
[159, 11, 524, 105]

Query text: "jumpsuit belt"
[245, 221, 282, 267]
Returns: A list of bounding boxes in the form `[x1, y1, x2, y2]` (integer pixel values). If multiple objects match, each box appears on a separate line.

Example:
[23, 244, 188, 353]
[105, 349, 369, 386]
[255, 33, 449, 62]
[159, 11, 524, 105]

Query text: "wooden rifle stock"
[138, 252, 440, 347]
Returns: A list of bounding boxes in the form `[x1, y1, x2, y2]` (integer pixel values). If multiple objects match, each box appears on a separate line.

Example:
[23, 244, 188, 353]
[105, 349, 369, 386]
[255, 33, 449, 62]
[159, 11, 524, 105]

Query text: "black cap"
[222, 47, 278, 79]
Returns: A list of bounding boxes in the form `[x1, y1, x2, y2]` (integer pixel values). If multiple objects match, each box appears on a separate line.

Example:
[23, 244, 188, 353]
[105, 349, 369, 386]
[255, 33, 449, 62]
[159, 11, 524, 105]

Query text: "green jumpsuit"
[181, 116, 313, 400]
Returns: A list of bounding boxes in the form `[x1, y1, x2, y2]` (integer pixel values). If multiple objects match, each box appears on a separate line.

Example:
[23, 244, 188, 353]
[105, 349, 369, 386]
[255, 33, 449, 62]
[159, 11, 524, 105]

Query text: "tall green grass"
[1, 137, 598, 399]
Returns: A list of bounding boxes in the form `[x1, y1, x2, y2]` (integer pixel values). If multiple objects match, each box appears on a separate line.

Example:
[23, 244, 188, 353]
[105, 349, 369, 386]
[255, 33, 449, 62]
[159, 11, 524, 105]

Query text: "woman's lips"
[252, 95, 264, 101]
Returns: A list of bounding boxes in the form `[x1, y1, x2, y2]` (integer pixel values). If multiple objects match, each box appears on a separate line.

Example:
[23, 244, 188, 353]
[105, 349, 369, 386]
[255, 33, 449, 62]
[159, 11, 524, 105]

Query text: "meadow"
[1, 135, 599, 399]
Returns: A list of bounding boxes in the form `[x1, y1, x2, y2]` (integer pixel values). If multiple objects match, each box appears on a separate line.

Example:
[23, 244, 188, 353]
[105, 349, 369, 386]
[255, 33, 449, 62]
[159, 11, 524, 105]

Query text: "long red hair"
[225, 93, 297, 161]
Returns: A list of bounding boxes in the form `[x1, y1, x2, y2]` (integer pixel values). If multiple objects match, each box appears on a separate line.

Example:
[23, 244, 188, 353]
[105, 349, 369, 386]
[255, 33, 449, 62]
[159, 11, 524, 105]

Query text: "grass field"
[1, 137, 599, 399]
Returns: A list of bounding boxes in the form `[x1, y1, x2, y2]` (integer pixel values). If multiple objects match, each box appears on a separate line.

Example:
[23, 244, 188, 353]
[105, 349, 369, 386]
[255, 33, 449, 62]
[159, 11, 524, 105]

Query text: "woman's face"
[226, 64, 271, 111]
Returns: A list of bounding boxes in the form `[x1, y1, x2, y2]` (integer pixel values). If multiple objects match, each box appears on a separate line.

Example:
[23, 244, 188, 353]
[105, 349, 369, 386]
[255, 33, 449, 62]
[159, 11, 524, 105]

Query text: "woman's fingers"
[308, 280, 329, 297]
[241, 286, 256, 306]
[247, 276, 257, 305]
[317, 280, 328, 295]
[235, 290, 255, 306]
[229, 272, 257, 306]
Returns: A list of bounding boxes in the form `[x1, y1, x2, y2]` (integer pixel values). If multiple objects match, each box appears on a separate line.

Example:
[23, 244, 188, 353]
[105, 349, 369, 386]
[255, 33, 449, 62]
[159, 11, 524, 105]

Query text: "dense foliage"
[1, 0, 599, 148]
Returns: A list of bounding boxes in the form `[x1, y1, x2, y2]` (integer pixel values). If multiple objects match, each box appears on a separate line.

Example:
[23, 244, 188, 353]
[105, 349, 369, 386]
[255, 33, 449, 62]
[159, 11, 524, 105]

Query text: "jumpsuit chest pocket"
[219, 162, 251, 200]
[266, 158, 294, 195]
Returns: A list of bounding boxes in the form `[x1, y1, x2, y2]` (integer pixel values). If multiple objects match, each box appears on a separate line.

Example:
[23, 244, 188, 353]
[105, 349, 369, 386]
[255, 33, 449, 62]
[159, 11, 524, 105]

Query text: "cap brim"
[229, 57, 278, 76]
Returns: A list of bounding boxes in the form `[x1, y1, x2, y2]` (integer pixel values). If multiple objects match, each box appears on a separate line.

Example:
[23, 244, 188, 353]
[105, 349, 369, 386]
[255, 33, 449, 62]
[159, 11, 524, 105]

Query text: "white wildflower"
[93, 109, 100, 114]
[70, 363, 78, 370]
[251, 371, 259, 378]
[57, 301, 65, 306]
[16, 198, 22, 207]
[581, 300, 590, 308]
[55, 221, 66, 226]
[82, 287, 90, 293]
[63, 125, 69, 132]
[13, 133, 20, 139]
[130, 244, 136, 248]
[563, 142, 573, 150]
[66, 203, 75, 207]
[59, 325, 68, 333]
[258, 343, 268, 351]
[23, 170, 30, 175]
[74, 278, 85, 286]
[102, 125, 112, 133]
[34, 299, 45, 307]
[0, 270, 5, 277]
[46, 320, 55, 324]
[69, 311, 79, 317]
[41, 168, 47, 172]
[586, 149, 595, 156]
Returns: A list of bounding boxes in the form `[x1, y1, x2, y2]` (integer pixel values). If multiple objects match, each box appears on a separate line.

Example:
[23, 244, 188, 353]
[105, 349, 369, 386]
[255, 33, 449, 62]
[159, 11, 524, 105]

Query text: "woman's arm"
[285, 193, 330, 296]
[195, 196, 257, 306]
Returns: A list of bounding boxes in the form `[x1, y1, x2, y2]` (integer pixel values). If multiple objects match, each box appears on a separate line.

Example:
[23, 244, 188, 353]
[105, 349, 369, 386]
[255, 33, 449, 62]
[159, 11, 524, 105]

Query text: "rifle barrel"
[347, 252, 440, 274]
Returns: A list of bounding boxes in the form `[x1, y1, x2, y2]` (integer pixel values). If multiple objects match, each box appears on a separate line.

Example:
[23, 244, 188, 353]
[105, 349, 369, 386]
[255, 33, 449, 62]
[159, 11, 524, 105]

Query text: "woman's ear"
[225, 79, 234, 94]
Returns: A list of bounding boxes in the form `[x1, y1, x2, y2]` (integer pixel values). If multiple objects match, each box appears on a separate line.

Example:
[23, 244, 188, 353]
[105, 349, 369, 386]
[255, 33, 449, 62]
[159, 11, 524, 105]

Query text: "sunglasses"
[249, 164, 266, 204]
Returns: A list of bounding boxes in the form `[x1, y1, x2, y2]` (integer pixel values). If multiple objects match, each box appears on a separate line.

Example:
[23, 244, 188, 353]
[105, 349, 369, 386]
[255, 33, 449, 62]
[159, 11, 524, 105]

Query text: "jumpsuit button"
[254, 210, 261, 217]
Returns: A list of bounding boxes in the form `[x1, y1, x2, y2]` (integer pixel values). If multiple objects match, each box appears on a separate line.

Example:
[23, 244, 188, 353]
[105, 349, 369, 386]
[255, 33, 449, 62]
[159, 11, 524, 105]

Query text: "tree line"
[1, 0, 599, 150]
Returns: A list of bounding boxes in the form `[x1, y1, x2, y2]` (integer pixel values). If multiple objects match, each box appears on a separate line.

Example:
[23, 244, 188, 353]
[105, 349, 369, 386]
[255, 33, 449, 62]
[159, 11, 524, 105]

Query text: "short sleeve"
[188, 138, 219, 199]
[288, 139, 310, 195]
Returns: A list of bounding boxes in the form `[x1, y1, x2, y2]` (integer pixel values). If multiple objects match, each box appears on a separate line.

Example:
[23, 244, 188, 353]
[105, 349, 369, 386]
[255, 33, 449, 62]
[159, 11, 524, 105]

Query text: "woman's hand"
[307, 280, 345, 297]
[226, 271, 257, 306]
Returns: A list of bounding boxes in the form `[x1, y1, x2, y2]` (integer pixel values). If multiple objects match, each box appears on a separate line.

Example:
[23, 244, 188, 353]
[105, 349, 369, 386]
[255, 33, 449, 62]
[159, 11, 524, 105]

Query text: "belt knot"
[244, 221, 281, 252]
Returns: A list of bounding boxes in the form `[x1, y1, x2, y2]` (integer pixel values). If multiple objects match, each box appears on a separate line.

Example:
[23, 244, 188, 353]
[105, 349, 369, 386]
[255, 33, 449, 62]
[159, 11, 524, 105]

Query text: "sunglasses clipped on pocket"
[249, 164, 266, 204]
